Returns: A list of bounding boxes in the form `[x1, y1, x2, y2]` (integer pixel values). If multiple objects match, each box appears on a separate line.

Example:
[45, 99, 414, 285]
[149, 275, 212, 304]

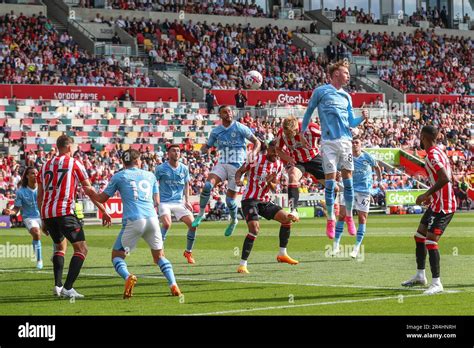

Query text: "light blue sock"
[32, 240, 42, 261]
[343, 178, 354, 217]
[335, 221, 345, 243]
[199, 181, 213, 216]
[325, 179, 336, 220]
[161, 228, 168, 241]
[186, 229, 196, 252]
[226, 196, 238, 221]
[356, 223, 366, 247]
[112, 257, 130, 280]
[157, 257, 176, 286]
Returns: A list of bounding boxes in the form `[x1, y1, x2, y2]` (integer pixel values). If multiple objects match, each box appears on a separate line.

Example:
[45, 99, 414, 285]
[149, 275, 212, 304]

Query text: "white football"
[243, 70, 263, 90]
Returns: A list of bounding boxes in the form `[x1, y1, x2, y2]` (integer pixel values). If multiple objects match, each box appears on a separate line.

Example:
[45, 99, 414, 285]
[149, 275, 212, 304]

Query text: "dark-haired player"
[234, 141, 299, 274]
[85, 149, 182, 299]
[155, 144, 197, 264]
[37, 135, 112, 298]
[192, 105, 261, 237]
[5, 167, 43, 269]
[402, 125, 456, 295]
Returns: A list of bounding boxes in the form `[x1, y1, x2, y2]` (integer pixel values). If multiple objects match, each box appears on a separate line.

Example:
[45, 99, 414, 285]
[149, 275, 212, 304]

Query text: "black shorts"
[241, 199, 282, 222]
[43, 215, 86, 244]
[420, 208, 454, 235]
[295, 154, 325, 180]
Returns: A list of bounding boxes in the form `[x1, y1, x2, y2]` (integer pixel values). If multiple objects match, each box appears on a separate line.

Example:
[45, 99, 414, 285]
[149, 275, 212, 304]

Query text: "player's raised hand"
[102, 211, 112, 227]
[299, 132, 310, 149]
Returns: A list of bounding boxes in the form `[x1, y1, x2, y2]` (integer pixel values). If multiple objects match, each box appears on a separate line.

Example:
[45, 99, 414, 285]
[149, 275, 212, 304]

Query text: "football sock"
[64, 252, 86, 290]
[426, 240, 440, 279]
[325, 179, 336, 220]
[414, 232, 427, 271]
[52, 251, 65, 287]
[198, 181, 213, 216]
[288, 184, 299, 211]
[279, 224, 291, 249]
[335, 220, 344, 243]
[226, 196, 238, 221]
[342, 178, 354, 216]
[157, 257, 177, 286]
[355, 223, 366, 247]
[112, 257, 130, 280]
[32, 239, 42, 261]
[241, 233, 257, 261]
[186, 228, 196, 252]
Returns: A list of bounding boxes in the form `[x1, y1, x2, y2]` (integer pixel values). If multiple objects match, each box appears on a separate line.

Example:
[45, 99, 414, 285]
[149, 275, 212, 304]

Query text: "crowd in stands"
[329, 6, 450, 28]
[79, 0, 269, 17]
[0, 11, 152, 87]
[337, 29, 473, 94]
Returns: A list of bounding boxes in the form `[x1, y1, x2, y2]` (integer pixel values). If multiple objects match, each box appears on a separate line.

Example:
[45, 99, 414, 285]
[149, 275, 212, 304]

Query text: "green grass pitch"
[0, 213, 473, 316]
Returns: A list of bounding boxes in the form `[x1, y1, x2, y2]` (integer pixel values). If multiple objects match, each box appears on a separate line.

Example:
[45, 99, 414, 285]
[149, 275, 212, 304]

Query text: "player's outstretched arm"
[374, 163, 382, 182]
[415, 167, 450, 205]
[275, 147, 296, 166]
[82, 180, 112, 227]
[249, 135, 261, 159]
[235, 163, 249, 187]
[301, 89, 320, 133]
[348, 107, 367, 128]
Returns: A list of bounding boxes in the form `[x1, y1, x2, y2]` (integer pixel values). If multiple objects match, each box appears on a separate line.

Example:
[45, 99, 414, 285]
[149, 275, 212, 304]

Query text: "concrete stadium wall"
[72, 8, 311, 31]
[0, 3, 47, 16]
[332, 22, 474, 39]
[82, 22, 115, 40]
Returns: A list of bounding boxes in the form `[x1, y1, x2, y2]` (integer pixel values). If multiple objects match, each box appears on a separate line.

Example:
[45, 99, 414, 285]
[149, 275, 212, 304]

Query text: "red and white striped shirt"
[37, 155, 89, 219]
[424, 146, 457, 214]
[276, 122, 320, 163]
[242, 154, 284, 202]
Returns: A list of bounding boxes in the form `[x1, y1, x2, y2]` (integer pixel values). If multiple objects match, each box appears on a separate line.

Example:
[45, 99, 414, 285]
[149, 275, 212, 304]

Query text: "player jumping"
[5, 167, 44, 269]
[275, 115, 325, 221]
[192, 105, 261, 237]
[235, 140, 299, 274]
[155, 144, 197, 264]
[402, 125, 457, 295]
[301, 59, 367, 239]
[334, 136, 381, 258]
[86, 149, 182, 299]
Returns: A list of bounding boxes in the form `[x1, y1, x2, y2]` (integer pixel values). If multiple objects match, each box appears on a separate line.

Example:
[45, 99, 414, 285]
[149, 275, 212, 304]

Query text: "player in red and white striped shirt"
[402, 126, 457, 295]
[37, 135, 111, 299]
[275, 116, 325, 221]
[234, 140, 299, 274]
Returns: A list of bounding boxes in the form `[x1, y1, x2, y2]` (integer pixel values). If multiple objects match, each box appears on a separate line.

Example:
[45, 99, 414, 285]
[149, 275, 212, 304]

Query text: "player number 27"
[44, 169, 69, 191]
[130, 180, 152, 200]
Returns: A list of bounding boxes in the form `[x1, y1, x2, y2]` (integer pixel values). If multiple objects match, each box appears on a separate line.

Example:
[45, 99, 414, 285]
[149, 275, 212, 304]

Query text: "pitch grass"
[0, 213, 473, 316]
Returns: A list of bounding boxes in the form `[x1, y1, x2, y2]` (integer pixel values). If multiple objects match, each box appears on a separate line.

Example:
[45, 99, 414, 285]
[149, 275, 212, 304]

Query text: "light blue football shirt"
[104, 167, 158, 221]
[14, 187, 40, 219]
[207, 121, 253, 168]
[353, 152, 378, 194]
[155, 161, 189, 204]
[302, 84, 364, 141]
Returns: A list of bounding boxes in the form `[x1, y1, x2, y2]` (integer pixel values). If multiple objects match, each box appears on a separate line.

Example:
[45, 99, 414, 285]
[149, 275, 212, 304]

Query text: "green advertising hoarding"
[363, 148, 400, 166]
[386, 190, 427, 206]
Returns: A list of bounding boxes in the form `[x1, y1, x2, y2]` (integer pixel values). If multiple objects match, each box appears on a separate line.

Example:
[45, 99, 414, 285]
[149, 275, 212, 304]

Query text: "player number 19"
[130, 180, 151, 200]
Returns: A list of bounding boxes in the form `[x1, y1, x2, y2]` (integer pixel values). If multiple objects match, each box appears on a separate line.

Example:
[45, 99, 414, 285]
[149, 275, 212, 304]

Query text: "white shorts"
[321, 139, 354, 173]
[210, 163, 240, 191]
[159, 202, 193, 221]
[339, 191, 371, 213]
[24, 218, 42, 231]
[113, 217, 163, 252]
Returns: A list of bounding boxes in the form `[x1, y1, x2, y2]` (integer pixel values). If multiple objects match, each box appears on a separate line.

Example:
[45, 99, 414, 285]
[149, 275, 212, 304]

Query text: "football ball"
[243, 70, 263, 90]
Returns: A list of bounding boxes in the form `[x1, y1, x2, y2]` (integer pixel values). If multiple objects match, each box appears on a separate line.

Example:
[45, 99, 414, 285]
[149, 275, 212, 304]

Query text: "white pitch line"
[181, 292, 458, 316]
[0, 268, 462, 293]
